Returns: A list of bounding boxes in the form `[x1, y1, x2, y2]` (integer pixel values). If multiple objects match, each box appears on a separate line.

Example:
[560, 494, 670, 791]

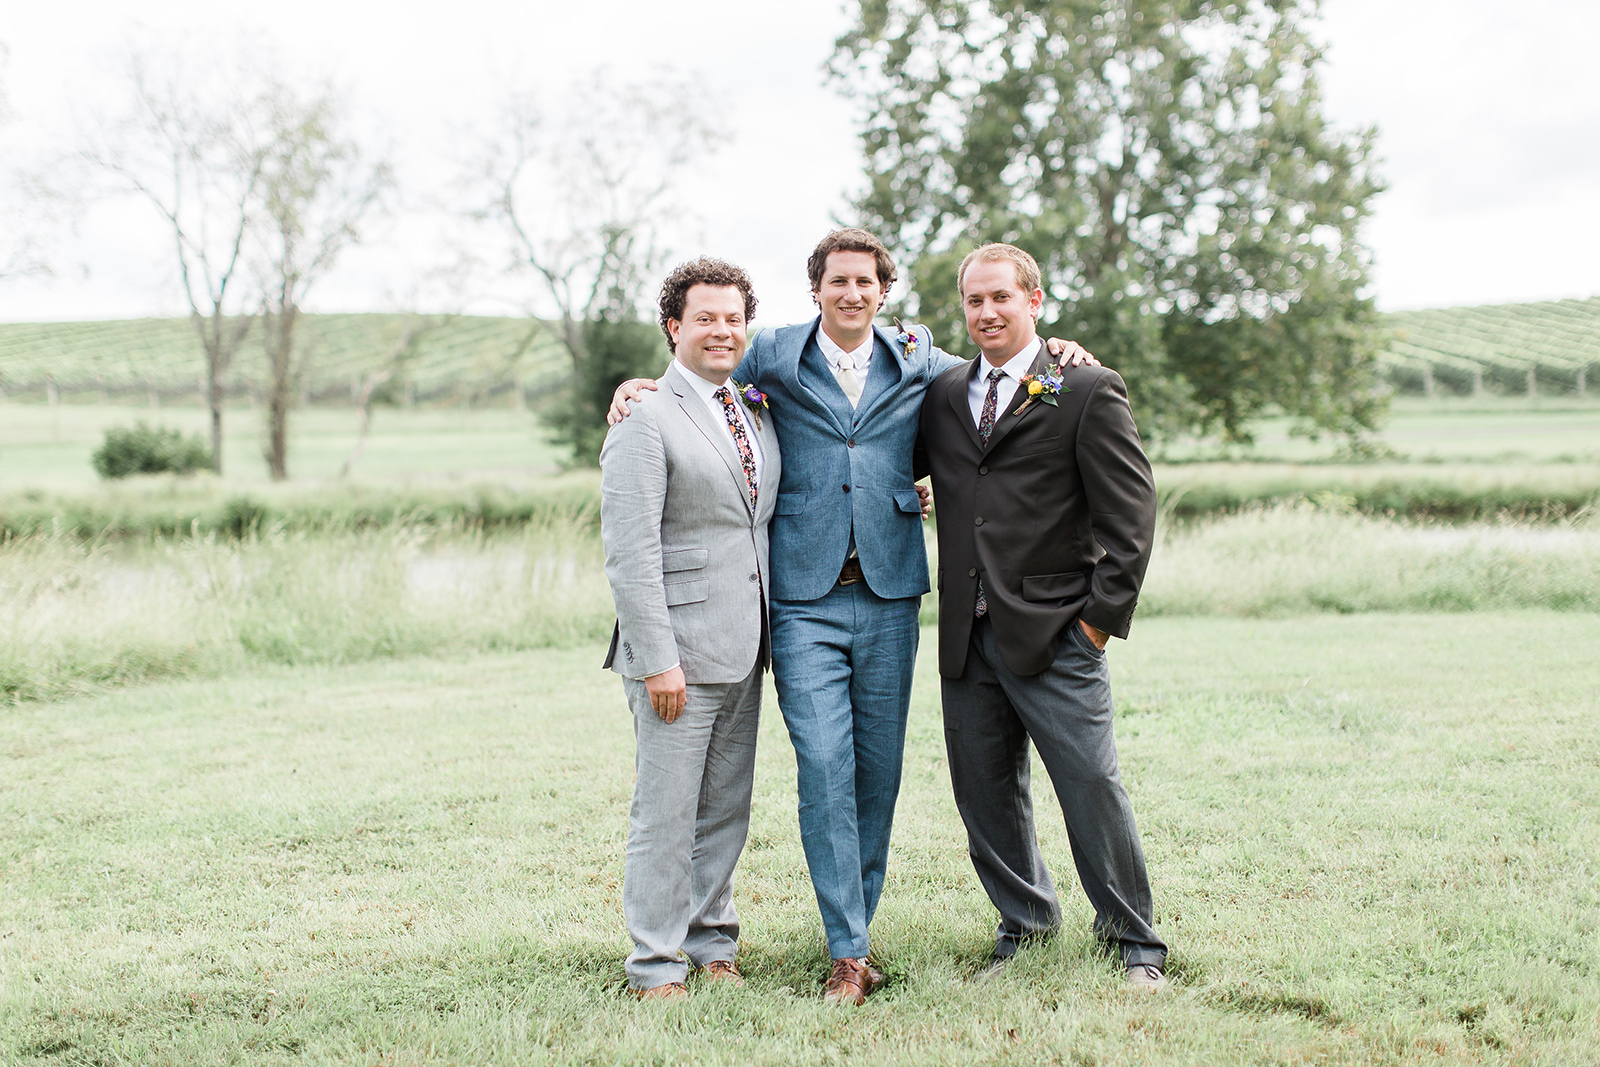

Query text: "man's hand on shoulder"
[645, 665, 687, 722]
[607, 378, 662, 425]
[1078, 618, 1109, 650]
[1044, 338, 1101, 369]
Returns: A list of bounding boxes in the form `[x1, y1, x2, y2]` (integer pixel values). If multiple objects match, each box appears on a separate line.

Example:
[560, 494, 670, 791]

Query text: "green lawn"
[0, 403, 569, 489]
[1156, 395, 1600, 464]
[5, 394, 1600, 493]
[4, 613, 1596, 1065]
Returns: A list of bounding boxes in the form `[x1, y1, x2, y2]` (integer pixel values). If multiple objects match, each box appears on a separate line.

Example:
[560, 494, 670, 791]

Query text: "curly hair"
[805, 228, 898, 295]
[656, 257, 759, 354]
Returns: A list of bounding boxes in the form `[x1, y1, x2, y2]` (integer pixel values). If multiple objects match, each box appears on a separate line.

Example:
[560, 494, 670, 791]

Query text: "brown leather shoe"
[822, 957, 872, 1005]
[861, 959, 886, 995]
[701, 960, 744, 986]
[633, 981, 689, 1001]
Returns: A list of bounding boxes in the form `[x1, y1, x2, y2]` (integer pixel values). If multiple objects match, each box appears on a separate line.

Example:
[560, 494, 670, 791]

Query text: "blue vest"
[732, 318, 961, 602]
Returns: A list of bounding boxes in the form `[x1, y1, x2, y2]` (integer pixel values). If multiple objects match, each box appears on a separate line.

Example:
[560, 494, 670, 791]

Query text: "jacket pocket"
[661, 547, 709, 573]
[1021, 570, 1089, 602]
[776, 492, 808, 516]
[893, 489, 921, 514]
[1013, 434, 1062, 457]
[664, 578, 709, 607]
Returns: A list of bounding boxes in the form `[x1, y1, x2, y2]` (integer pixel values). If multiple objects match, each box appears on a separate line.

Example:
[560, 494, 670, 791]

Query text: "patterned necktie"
[974, 367, 1005, 617]
[714, 386, 758, 507]
[977, 366, 1005, 445]
[836, 353, 863, 408]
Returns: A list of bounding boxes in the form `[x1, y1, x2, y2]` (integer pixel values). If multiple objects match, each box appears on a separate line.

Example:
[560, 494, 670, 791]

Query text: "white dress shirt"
[967, 338, 1043, 429]
[816, 327, 876, 382]
[675, 358, 765, 489]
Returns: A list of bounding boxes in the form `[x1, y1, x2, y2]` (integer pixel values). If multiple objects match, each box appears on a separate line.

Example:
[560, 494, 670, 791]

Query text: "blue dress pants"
[771, 583, 921, 960]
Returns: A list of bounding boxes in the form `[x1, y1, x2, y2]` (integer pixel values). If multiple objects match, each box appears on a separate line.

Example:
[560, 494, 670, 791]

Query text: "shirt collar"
[815, 324, 876, 370]
[675, 358, 736, 406]
[981, 337, 1042, 382]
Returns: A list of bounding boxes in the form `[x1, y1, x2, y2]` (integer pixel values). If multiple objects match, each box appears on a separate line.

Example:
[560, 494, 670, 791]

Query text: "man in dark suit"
[917, 243, 1168, 989]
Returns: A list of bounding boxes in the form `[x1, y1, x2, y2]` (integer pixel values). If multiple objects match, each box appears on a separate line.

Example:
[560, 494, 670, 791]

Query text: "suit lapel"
[851, 328, 908, 426]
[980, 347, 1052, 456]
[752, 402, 779, 519]
[781, 318, 849, 438]
[947, 357, 984, 451]
[664, 363, 754, 515]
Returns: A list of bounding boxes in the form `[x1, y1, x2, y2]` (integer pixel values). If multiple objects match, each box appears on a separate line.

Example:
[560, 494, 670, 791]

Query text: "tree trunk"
[207, 357, 226, 474]
[264, 303, 299, 481]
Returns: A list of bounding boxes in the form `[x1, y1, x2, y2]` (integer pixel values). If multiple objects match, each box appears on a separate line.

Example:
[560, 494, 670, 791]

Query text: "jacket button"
[978, 465, 988, 475]
[843, 484, 851, 493]
[974, 516, 984, 525]
[968, 568, 977, 577]
[847, 439, 856, 448]
[749, 574, 759, 583]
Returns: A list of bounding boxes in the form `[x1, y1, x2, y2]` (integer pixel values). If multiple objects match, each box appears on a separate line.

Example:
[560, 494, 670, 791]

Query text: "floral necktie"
[974, 367, 1005, 616]
[714, 386, 757, 507]
[977, 366, 1005, 444]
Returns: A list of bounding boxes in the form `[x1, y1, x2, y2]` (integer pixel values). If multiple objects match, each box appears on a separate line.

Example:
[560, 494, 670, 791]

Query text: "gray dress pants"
[941, 615, 1166, 967]
[621, 664, 762, 989]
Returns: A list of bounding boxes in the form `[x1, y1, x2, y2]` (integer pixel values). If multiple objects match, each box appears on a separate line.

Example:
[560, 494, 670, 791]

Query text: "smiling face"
[813, 250, 885, 349]
[667, 283, 748, 384]
[961, 257, 1044, 366]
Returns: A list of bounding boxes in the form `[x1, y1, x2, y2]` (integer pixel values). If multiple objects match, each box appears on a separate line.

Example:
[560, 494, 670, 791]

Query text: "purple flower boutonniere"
[892, 317, 918, 359]
[734, 380, 767, 428]
[1013, 370, 1069, 416]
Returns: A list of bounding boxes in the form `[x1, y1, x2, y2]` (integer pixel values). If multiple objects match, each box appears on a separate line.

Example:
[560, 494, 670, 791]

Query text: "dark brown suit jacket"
[917, 347, 1156, 678]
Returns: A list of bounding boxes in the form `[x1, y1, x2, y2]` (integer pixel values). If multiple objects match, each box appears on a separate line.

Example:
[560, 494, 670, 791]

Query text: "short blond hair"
[957, 243, 1042, 300]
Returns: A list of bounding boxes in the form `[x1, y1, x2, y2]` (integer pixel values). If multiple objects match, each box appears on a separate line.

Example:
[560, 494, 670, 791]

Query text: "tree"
[833, 0, 1387, 443]
[472, 72, 710, 465]
[79, 48, 277, 473]
[255, 85, 390, 480]
[1, 43, 57, 285]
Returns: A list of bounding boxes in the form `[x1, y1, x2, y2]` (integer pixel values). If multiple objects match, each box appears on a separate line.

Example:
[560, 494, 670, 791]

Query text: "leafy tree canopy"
[833, 0, 1387, 442]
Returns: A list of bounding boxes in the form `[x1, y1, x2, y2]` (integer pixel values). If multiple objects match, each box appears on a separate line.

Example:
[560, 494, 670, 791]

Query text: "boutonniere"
[734, 380, 767, 428]
[892, 317, 918, 359]
[1012, 370, 1069, 415]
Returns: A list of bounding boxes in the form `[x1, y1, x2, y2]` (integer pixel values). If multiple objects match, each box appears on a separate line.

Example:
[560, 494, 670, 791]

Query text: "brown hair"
[957, 243, 1043, 300]
[656, 257, 758, 353]
[806, 227, 897, 294]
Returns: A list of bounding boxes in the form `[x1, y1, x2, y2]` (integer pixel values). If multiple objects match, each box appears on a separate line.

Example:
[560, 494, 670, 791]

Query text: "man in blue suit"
[612, 229, 1093, 1003]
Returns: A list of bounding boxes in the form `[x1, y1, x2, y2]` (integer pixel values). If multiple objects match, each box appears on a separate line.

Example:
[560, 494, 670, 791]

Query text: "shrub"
[91, 422, 213, 479]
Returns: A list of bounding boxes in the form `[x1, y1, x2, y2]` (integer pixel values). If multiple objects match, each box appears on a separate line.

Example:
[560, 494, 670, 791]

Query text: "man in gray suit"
[599, 256, 780, 1000]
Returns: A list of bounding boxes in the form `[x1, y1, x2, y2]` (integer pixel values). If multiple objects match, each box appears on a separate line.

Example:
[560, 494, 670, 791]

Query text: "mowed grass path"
[3, 614, 1597, 1065]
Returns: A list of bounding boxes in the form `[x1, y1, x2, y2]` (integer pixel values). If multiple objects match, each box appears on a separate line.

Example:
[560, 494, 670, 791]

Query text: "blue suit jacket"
[733, 317, 962, 602]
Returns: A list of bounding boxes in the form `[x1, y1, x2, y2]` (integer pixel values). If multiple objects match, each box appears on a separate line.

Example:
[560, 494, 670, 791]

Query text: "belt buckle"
[838, 559, 863, 586]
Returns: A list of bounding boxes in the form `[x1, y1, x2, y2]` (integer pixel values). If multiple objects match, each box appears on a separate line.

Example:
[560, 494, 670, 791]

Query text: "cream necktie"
[836, 353, 863, 409]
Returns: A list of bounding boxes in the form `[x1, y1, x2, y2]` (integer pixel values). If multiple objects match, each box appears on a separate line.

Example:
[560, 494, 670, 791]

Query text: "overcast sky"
[1, 0, 1596, 325]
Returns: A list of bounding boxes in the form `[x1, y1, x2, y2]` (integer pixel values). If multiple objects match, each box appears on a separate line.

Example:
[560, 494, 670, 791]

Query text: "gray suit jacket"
[599, 361, 781, 683]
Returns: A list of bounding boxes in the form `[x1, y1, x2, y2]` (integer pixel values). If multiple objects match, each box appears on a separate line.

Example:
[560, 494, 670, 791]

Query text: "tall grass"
[0, 520, 612, 703]
[1141, 501, 1600, 616]
[6, 503, 1597, 703]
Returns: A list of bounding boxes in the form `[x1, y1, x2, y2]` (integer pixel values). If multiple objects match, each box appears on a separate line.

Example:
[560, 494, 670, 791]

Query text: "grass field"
[5, 506, 1597, 703]
[3, 382, 1597, 1064]
[2, 613, 1596, 1065]
[0, 403, 569, 489]
[5, 395, 1600, 491]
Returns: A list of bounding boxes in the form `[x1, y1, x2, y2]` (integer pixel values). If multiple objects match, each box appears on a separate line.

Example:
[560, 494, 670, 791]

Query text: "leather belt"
[838, 558, 864, 586]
